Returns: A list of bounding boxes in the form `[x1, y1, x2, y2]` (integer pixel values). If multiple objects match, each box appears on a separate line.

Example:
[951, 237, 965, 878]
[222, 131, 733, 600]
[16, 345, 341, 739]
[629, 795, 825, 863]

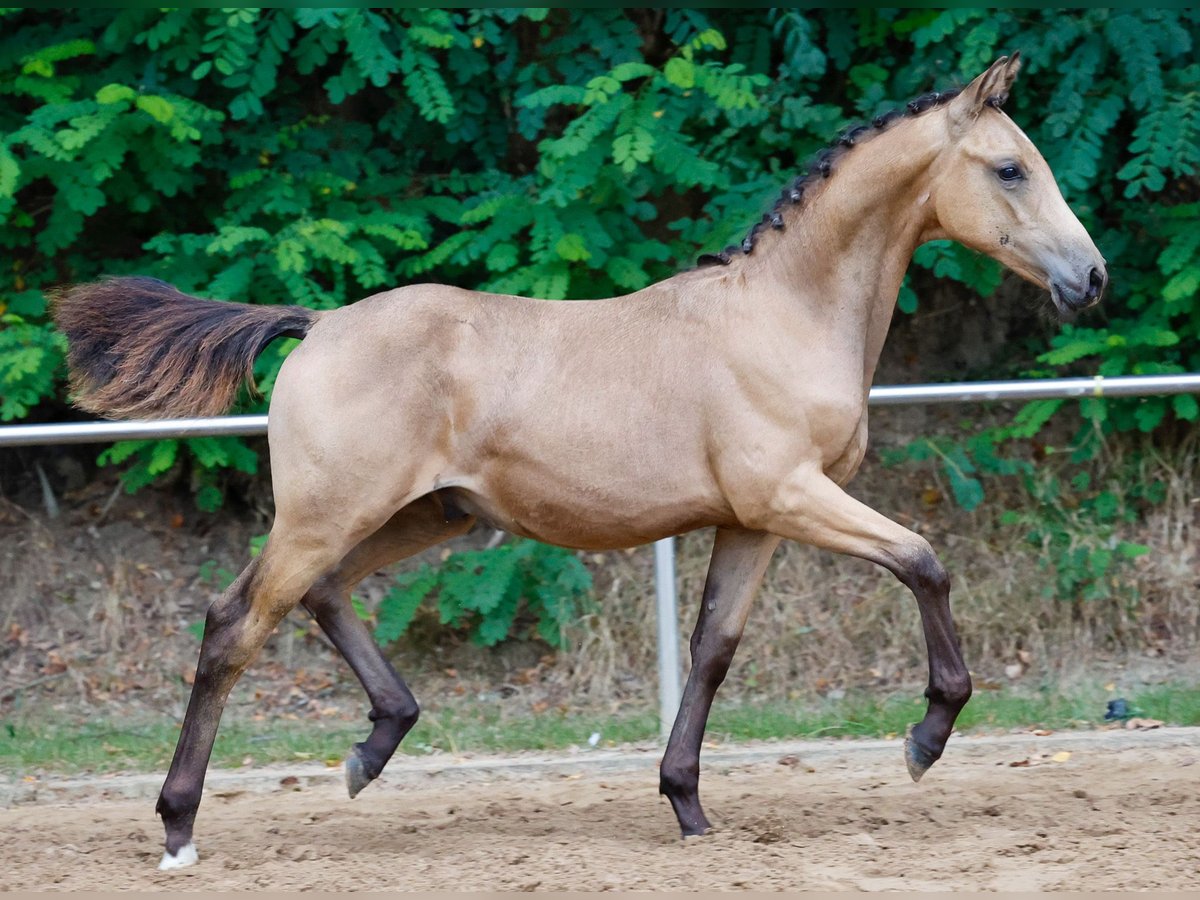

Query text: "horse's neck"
[742, 114, 946, 389]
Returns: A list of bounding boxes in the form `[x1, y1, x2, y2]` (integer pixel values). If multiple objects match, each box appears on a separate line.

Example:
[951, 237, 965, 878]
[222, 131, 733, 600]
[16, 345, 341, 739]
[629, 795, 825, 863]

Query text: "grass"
[4, 682, 1198, 777]
[708, 682, 1200, 741]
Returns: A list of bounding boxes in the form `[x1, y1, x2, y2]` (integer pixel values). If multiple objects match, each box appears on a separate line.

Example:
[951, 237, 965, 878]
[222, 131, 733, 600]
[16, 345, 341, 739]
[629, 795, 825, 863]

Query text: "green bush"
[375, 538, 592, 649]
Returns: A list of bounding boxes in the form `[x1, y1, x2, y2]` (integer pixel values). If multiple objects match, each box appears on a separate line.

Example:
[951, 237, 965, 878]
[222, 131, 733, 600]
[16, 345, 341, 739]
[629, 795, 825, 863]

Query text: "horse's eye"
[997, 164, 1024, 182]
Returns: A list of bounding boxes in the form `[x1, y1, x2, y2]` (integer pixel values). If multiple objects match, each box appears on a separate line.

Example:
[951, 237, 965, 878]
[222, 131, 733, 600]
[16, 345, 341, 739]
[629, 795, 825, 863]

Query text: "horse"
[53, 53, 1105, 870]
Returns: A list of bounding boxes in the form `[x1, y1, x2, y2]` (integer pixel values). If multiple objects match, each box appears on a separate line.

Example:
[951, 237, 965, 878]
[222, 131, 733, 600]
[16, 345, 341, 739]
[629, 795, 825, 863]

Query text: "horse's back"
[265, 282, 736, 548]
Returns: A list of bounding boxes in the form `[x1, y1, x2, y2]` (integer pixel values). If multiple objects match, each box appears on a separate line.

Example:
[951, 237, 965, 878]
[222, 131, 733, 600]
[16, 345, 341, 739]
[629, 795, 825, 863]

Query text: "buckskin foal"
[54, 53, 1105, 869]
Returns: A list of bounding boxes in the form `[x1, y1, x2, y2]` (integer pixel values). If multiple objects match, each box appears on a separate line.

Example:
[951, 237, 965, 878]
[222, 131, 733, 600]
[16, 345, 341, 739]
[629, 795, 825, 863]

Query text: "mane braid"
[696, 85, 965, 268]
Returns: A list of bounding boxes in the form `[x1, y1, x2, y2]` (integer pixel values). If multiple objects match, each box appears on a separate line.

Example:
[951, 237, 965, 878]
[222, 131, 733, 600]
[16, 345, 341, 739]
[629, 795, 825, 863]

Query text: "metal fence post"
[653, 536, 681, 744]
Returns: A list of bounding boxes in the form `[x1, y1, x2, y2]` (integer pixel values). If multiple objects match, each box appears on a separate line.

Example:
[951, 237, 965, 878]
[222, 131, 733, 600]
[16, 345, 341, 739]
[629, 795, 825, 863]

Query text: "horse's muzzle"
[1051, 264, 1106, 316]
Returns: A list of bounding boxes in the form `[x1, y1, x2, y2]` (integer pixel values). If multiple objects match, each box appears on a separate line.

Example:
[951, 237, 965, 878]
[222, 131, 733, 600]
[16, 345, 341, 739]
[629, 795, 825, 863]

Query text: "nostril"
[1087, 267, 1105, 299]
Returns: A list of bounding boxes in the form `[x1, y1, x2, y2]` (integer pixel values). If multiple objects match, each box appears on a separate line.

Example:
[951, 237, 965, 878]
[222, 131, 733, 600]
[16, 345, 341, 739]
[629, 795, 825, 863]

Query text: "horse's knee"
[897, 544, 950, 598]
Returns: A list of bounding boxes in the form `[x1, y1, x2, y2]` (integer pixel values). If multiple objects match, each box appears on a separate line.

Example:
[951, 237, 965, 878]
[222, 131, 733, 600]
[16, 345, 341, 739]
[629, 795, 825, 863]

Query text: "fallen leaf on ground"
[1126, 717, 1164, 730]
[1051, 751, 1071, 763]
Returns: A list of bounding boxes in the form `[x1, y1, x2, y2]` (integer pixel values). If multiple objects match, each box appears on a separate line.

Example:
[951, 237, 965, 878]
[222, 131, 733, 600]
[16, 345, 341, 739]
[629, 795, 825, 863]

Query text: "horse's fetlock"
[945, 673, 973, 707]
[927, 672, 972, 709]
[369, 697, 419, 731]
[396, 702, 419, 731]
[659, 760, 699, 798]
[156, 785, 196, 824]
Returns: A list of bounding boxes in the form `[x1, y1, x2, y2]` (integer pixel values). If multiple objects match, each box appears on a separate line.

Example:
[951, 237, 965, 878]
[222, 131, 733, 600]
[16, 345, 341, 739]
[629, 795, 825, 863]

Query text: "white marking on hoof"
[158, 842, 198, 870]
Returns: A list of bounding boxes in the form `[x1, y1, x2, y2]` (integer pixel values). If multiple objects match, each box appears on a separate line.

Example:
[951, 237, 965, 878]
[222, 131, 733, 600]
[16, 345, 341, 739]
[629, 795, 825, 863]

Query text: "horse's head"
[930, 53, 1107, 318]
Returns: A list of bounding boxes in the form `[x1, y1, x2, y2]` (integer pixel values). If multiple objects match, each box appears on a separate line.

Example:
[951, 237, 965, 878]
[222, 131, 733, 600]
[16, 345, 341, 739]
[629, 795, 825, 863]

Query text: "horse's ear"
[947, 51, 1022, 133]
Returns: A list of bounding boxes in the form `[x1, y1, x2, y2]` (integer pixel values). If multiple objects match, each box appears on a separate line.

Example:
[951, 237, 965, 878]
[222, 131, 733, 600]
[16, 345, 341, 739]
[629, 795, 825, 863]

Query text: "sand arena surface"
[3, 728, 1199, 891]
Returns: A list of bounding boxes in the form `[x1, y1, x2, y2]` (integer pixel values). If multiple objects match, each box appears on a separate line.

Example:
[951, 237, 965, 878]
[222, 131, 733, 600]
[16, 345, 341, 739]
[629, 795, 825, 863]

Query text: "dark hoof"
[345, 745, 374, 799]
[904, 730, 940, 783]
[680, 823, 712, 839]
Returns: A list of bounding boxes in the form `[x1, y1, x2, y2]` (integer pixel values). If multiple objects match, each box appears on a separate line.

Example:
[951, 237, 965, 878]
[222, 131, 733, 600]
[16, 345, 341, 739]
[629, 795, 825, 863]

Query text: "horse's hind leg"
[155, 528, 362, 870]
[659, 527, 780, 836]
[300, 495, 475, 799]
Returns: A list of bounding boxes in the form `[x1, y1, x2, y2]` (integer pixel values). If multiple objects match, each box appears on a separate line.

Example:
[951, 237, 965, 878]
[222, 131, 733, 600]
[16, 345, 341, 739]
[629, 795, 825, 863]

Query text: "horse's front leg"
[659, 527, 780, 836]
[751, 469, 972, 781]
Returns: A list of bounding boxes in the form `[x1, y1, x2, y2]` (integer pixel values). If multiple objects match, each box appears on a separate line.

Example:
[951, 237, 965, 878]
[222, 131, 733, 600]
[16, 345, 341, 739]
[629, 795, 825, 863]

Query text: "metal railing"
[3, 374, 1199, 449]
[4, 371, 1199, 741]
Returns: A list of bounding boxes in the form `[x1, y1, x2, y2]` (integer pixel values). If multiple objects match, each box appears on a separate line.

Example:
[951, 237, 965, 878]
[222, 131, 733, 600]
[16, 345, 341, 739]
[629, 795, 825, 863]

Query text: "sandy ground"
[3, 728, 1200, 892]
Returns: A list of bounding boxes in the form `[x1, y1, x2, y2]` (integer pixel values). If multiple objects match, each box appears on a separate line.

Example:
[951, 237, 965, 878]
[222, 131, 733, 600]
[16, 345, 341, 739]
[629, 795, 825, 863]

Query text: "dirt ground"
[3, 728, 1199, 892]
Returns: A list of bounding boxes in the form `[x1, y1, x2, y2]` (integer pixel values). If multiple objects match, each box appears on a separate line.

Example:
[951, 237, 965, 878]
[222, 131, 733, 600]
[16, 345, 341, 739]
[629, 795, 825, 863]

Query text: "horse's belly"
[443, 469, 730, 551]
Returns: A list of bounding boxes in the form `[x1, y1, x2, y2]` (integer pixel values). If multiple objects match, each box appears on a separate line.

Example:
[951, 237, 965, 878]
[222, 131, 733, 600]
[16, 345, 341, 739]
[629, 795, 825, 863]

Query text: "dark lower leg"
[303, 585, 419, 797]
[157, 562, 266, 857]
[659, 629, 738, 835]
[658, 528, 779, 836]
[899, 553, 972, 780]
[299, 497, 474, 796]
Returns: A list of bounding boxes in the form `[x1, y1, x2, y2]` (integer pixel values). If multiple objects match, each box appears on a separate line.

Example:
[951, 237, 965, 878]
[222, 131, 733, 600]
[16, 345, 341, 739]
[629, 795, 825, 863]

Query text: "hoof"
[680, 824, 712, 839]
[904, 732, 939, 783]
[158, 842, 198, 870]
[345, 745, 374, 799]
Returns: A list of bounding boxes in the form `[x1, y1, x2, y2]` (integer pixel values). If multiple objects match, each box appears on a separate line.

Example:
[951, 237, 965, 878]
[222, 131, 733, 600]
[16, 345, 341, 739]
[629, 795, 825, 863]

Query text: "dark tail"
[52, 276, 321, 419]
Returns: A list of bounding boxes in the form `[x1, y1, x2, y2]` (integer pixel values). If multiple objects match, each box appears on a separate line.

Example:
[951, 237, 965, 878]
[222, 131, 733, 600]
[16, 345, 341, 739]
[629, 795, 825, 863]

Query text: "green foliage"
[0, 312, 65, 420]
[883, 424, 1156, 604]
[374, 539, 593, 649]
[0, 9, 1197, 521]
[1000, 471, 1152, 605]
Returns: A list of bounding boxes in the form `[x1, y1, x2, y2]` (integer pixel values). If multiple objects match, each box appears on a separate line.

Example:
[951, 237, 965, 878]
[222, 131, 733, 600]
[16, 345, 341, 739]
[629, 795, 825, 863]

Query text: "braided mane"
[695, 84, 1000, 268]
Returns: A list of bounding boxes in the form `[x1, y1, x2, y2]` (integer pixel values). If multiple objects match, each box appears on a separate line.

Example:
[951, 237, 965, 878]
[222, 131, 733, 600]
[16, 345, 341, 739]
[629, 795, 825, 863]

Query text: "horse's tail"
[52, 276, 321, 420]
